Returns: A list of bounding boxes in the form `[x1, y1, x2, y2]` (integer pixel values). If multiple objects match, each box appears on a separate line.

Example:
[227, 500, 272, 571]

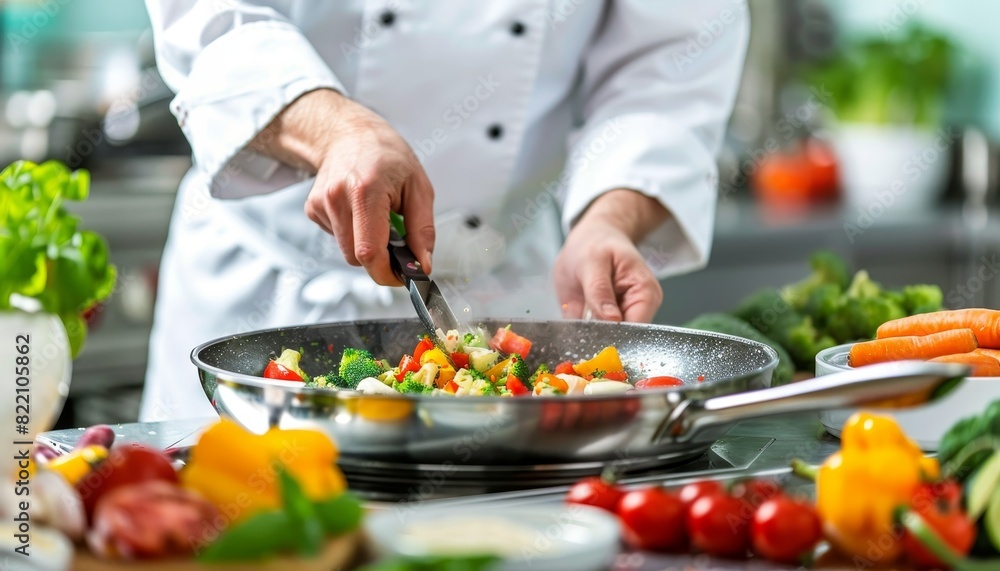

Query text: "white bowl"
[815, 343, 1000, 451]
[364, 503, 619, 571]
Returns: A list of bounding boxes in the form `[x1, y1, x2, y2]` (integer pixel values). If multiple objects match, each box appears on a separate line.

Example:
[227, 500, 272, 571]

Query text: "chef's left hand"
[554, 189, 668, 323]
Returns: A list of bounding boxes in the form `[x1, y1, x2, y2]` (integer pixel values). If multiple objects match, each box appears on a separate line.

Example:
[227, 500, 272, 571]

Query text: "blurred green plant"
[0, 160, 116, 357]
[806, 25, 955, 127]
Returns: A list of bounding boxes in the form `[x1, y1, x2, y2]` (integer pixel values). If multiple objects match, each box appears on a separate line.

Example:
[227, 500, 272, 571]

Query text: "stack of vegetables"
[264, 327, 677, 397]
[848, 309, 1000, 376]
[29, 420, 362, 562]
[685, 250, 944, 384]
[566, 406, 1000, 569]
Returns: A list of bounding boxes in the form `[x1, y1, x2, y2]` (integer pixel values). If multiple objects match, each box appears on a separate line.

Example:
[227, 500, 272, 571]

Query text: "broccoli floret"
[845, 270, 881, 299]
[469, 378, 499, 396]
[779, 250, 851, 310]
[508, 353, 529, 382]
[306, 373, 354, 390]
[397, 377, 434, 395]
[847, 297, 906, 340]
[783, 317, 837, 369]
[803, 283, 842, 326]
[526, 363, 549, 388]
[900, 284, 943, 314]
[938, 399, 1000, 482]
[338, 347, 386, 385]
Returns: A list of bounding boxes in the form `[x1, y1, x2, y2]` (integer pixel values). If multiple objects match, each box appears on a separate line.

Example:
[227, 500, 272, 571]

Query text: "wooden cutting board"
[71, 531, 362, 571]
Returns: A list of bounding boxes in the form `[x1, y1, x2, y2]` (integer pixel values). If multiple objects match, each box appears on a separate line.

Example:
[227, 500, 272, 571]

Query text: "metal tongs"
[387, 214, 461, 341]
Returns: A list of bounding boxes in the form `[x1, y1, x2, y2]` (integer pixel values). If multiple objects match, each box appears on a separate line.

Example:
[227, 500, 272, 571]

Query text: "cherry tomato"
[688, 494, 750, 558]
[490, 328, 533, 357]
[77, 444, 179, 521]
[678, 480, 724, 511]
[412, 337, 434, 361]
[634, 376, 684, 390]
[902, 481, 976, 568]
[449, 352, 470, 369]
[506, 374, 530, 396]
[262, 360, 302, 381]
[554, 361, 577, 376]
[750, 496, 822, 565]
[566, 474, 622, 513]
[617, 487, 687, 552]
[731, 478, 782, 508]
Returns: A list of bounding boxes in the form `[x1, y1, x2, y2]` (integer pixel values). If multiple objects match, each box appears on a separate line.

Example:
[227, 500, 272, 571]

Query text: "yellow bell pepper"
[44, 445, 108, 485]
[485, 357, 511, 382]
[420, 348, 456, 384]
[574, 346, 624, 377]
[816, 412, 938, 564]
[181, 420, 346, 523]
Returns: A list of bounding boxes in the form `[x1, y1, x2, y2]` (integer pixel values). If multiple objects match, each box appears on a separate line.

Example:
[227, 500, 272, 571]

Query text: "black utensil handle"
[388, 228, 429, 284]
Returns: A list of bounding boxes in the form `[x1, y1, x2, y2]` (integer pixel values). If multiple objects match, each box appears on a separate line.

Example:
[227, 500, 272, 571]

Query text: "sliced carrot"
[876, 309, 1000, 348]
[535, 373, 569, 393]
[849, 329, 978, 367]
[930, 352, 1000, 377]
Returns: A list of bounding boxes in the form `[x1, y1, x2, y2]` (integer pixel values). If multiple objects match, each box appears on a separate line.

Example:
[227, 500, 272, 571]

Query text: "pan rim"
[190, 317, 780, 402]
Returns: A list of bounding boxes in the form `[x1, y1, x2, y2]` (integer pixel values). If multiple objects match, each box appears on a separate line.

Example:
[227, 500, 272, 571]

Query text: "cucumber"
[968, 451, 1000, 520]
[684, 313, 795, 386]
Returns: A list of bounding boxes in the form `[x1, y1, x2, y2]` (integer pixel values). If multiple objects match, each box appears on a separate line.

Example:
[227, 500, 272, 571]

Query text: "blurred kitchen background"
[2, 0, 998, 427]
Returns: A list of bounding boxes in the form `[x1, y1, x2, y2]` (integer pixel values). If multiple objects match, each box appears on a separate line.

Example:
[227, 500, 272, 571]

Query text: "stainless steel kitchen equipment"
[388, 225, 461, 336]
[191, 319, 965, 468]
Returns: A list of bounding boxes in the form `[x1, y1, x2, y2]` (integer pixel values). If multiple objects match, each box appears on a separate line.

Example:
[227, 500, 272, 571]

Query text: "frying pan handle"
[653, 361, 968, 443]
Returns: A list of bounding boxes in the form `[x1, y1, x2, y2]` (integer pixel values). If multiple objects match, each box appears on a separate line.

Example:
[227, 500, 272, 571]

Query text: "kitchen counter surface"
[41, 412, 858, 570]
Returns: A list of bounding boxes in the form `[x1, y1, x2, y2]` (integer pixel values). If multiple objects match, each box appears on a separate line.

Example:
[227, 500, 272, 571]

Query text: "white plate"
[364, 503, 619, 571]
[815, 344, 1000, 450]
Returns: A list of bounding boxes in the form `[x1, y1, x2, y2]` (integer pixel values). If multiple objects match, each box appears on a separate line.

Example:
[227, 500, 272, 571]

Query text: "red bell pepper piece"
[395, 354, 421, 382]
[413, 337, 433, 361]
[506, 374, 530, 396]
[262, 360, 302, 382]
[601, 370, 629, 381]
[449, 352, 470, 369]
[554, 361, 576, 376]
[490, 327, 532, 358]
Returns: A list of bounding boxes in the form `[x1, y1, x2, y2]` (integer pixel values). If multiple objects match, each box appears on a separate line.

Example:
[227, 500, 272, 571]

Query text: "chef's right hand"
[253, 89, 435, 286]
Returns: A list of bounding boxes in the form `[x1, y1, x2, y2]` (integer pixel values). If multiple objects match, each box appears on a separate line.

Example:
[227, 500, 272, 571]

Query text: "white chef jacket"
[139, 0, 748, 421]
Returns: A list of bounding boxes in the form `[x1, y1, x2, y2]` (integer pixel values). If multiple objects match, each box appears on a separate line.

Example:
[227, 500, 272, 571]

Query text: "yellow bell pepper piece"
[181, 419, 347, 523]
[816, 412, 932, 564]
[45, 445, 108, 486]
[485, 357, 510, 382]
[574, 346, 624, 377]
[419, 348, 450, 368]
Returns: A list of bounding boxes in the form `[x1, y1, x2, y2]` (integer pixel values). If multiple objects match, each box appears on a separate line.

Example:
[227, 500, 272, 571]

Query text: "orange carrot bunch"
[847, 309, 1000, 376]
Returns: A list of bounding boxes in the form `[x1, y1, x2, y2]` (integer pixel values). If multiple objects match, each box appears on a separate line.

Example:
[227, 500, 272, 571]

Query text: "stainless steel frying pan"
[191, 318, 965, 466]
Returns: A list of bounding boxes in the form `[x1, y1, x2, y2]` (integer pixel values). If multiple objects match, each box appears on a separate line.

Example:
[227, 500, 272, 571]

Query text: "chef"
[139, 1, 748, 421]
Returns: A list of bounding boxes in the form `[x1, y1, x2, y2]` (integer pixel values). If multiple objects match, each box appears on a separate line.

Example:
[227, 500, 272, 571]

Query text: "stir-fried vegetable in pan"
[261, 326, 685, 397]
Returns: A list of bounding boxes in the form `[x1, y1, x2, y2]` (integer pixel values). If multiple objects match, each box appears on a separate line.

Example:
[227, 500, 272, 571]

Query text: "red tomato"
[617, 487, 687, 552]
[262, 360, 302, 381]
[902, 481, 976, 568]
[506, 375, 530, 396]
[688, 494, 750, 558]
[731, 478, 782, 508]
[751, 496, 822, 565]
[752, 152, 813, 209]
[554, 361, 577, 376]
[490, 328, 533, 358]
[634, 376, 684, 390]
[395, 354, 421, 382]
[804, 138, 839, 200]
[601, 371, 629, 381]
[89, 481, 220, 559]
[449, 352, 470, 369]
[77, 444, 179, 520]
[678, 480, 724, 511]
[566, 474, 623, 513]
[412, 337, 434, 360]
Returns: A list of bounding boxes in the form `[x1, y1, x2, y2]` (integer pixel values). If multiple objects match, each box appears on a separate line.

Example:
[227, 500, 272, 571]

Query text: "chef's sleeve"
[561, 0, 749, 277]
[145, 0, 343, 199]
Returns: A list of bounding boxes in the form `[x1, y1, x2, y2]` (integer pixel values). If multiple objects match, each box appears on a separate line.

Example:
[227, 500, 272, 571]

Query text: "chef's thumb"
[581, 264, 623, 322]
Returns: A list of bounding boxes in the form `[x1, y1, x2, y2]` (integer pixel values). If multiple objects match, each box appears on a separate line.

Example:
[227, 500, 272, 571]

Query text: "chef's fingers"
[554, 268, 585, 319]
[580, 258, 623, 322]
[401, 166, 436, 275]
[619, 279, 662, 323]
[326, 193, 358, 266]
[352, 183, 401, 286]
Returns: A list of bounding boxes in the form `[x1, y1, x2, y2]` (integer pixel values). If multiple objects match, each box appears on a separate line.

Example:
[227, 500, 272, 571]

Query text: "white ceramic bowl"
[815, 343, 1000, 450]
[364, 503, 619, 571]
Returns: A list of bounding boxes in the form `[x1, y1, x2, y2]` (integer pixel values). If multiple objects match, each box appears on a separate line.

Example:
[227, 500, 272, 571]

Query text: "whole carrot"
[974, 348, 1000, 362]
[849, 329, 978, 367]
[930, 352, 1000, 377]
[876, 309, 1000, 348]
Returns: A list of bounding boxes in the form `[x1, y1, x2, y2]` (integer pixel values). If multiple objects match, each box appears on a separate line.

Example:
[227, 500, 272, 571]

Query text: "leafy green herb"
[358, 554, 501, 571]
[198, 511, 299, 563]
[0, 160, 116, 357]
[314, 492, 363, 535]
[278, 466, 324, 557]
